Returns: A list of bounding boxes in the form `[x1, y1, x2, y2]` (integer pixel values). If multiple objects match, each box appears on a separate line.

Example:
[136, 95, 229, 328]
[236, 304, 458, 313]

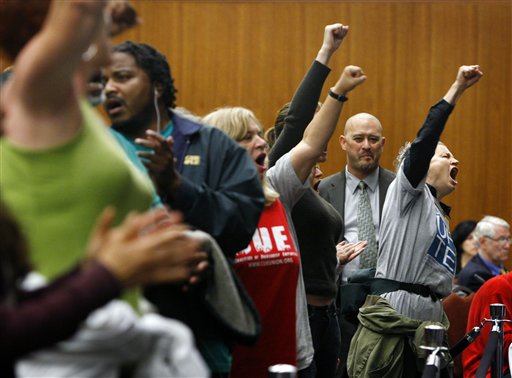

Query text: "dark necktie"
[357, 181, 378, 269]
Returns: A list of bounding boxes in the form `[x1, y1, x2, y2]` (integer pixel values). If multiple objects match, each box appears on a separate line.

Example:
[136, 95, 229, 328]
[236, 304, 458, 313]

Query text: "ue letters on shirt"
[232, 199, 300, 375]
[427, 212, 456, 275]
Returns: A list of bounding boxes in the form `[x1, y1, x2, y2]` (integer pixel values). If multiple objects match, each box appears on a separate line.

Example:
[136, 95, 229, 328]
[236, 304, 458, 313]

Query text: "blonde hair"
[204, 107, 258, 142]
[394, 141, 446, 172]
[204, 107, 279, 206]
[394, 141, 411, 172]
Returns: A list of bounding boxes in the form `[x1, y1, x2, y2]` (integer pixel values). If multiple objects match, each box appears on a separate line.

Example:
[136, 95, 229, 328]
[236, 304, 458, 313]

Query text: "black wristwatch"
[328, 89, 348, 102]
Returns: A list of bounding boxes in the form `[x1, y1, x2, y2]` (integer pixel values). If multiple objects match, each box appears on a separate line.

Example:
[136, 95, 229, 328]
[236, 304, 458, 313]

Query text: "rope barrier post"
[421, 325, 448, 378]
[490, 303, 506, 378]
[268, 364, 297, 378]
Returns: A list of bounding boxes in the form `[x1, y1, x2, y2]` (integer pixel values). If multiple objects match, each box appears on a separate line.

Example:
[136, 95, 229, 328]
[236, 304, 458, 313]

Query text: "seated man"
[458, 216, 510, 292]
[462, 272, 512, 377]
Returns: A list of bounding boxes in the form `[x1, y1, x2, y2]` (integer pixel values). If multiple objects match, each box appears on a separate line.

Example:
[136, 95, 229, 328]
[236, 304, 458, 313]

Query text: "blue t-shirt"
[109, 129, 163, 208]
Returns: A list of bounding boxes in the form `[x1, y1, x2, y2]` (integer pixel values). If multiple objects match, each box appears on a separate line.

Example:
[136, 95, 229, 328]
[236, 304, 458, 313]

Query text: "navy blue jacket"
[144, 111, 264, 343]
[168, 111, 264, 258]
[457, 254, 497, 292]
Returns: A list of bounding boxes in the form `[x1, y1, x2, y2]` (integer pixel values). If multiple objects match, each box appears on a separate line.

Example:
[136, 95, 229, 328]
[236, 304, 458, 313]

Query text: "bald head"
[344, 113, 382, 135]
[340, 113, 385, 179]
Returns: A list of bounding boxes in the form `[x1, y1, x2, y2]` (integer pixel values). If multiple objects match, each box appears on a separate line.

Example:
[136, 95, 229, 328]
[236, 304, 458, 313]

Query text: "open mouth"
[450, 166, 459, 183]
[105, 97, 125, 116]
[255, 152, 266, 166]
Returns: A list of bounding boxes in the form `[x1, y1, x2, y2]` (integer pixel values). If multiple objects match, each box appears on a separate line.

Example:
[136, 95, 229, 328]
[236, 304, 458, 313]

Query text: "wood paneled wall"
[121, 1, 511, 264]
[2, 1, 510, 267]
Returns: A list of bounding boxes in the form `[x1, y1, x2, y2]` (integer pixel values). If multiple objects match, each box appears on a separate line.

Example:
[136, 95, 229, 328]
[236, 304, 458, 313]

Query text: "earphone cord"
[153, 91, 161, 133]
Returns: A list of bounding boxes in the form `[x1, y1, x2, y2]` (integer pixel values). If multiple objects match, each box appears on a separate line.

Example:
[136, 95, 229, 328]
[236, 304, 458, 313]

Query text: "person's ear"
[339, 134, 347, 151]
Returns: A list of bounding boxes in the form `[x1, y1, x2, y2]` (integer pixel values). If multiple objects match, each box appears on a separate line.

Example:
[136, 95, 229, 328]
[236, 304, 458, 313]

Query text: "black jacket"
[145, 111, 264, 343]
[169, 111, 264, 258]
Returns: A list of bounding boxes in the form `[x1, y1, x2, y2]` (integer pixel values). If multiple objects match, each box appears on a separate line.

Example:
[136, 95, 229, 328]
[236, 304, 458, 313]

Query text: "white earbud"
[153, 86, 161, 133]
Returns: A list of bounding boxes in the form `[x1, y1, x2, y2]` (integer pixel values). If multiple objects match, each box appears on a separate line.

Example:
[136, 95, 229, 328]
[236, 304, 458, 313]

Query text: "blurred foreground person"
[0, 1, 208, 377]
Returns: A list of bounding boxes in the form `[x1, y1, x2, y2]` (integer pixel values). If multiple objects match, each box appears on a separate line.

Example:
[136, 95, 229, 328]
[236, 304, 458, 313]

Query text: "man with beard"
[320, 113, 393, 277]
[102, 41, 264, 377]
[318, 113, 394, 377]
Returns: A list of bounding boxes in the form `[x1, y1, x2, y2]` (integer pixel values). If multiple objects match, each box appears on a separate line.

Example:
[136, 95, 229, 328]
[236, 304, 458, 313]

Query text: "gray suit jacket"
[318, 167, 396, 241]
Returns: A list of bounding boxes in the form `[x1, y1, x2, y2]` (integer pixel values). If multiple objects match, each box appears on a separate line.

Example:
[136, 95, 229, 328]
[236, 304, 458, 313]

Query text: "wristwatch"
[328, 89, 348, 102]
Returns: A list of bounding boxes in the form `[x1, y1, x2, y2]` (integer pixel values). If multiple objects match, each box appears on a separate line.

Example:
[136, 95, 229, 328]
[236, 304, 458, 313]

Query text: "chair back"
[443, 291, 476, 378]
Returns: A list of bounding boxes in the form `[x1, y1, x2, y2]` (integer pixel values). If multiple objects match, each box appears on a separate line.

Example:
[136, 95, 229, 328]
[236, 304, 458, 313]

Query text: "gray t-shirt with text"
[375, 165, 456, 322]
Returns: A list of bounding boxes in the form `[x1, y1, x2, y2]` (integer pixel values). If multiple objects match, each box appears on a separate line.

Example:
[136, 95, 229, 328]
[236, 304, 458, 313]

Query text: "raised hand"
[333, 65, 367, 95]
[135, 129, 181, 200]
[316, 23, 349, 66]
[444, 64, 483, 105]
[336, 240, 368, 265]
[107, 0, 141, 37]
[456, 65, 483, 90]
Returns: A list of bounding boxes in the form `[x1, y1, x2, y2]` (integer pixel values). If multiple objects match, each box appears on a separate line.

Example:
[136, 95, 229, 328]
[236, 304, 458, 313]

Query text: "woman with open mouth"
[347, 65, 483, 377]
[204, 47, 367, 375]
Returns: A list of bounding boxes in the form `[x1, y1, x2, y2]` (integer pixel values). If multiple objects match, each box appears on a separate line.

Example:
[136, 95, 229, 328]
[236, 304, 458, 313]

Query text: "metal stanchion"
[421, 325, 449, 378]
[476, 303, 512, 378]
[268, 364, 297, 378]
[491, 304, 506, 378]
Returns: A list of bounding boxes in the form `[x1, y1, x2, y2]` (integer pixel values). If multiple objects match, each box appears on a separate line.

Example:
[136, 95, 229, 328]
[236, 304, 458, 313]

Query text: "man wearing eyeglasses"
[458, 215, 510, 292]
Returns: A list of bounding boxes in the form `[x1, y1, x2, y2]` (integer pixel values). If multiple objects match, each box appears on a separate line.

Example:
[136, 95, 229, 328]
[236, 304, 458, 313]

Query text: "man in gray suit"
[318, 112, 395, 377]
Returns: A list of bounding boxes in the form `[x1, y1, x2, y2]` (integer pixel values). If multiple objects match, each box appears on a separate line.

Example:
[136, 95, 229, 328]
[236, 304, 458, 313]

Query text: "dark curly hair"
[113, 41, 177, 114]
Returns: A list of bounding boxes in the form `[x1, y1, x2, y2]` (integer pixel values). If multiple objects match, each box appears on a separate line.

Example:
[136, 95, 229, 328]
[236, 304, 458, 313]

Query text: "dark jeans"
[335, 311, 358, 378]
[305, 302, 341, 378]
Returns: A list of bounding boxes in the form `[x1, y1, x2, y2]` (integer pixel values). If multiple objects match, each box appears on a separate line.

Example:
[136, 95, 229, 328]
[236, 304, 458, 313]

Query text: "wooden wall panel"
[121, 1, 511, 243]
[2, 1, 510, 267]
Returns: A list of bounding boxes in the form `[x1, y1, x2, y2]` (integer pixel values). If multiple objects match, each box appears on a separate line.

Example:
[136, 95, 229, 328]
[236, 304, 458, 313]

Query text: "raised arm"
[268, 23, 348, 168]
[290, 66, 367, 183]
[3, 1, 108, 148]
[12, 1, 107, 112]
[403, 65, 483, 188]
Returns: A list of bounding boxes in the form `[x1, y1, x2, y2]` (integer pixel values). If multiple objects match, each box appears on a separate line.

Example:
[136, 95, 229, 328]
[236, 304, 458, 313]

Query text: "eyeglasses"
[484, 235, 512, 245]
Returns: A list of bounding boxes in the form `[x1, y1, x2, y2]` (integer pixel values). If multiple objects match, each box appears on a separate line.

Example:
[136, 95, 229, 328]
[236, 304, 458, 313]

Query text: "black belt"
[307, 302, 338, 316]
[372, 278, 444, 302]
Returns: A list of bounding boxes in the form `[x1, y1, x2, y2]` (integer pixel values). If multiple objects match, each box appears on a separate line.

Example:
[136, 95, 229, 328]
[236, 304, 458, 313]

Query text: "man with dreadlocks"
[102, 41, 264, 377]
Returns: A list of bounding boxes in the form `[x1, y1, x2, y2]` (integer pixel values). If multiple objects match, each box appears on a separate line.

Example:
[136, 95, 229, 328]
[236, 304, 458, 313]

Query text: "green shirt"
[0, 101, 154, 279]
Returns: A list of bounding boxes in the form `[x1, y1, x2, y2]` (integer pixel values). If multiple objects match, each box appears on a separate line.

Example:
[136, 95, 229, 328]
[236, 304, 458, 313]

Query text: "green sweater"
[0, 101, 154, 279]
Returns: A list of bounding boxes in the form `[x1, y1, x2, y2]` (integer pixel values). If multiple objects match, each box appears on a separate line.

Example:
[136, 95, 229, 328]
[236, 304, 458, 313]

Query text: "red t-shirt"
[230, 199, 300, 378]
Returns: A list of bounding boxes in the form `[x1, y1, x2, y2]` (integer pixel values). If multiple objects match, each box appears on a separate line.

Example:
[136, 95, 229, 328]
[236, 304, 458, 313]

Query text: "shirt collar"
[346, 167, 380, 194]
[170, 111, 202, 136]
[427, 184, 452, 217]
[478, 253, 503, 276]
[160, 121, 174, 138]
